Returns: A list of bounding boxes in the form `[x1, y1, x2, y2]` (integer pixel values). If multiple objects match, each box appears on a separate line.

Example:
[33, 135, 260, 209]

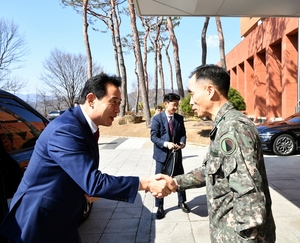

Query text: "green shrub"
[228, 87, 246, 111]
[138, 102, 143, 111]
[179, 94, 194, 116]
[178, 88, 246, 116]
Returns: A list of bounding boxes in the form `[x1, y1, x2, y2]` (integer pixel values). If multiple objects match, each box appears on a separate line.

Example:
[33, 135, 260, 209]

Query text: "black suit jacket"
[150, 112, 186, 175]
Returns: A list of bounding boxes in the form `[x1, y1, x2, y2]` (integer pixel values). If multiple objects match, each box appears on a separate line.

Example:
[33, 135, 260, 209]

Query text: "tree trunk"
[166, 17, 184, 98]
[157, 41, 165, 98]
[128, 0, 151, 126]
[134, 60, 139, 114]
[202, 17, 210, 65]
[215, 17, 227, 70]
[153, 17, 162, 108]
[82, 0, 93, 78]
[165, 38, 174, 93]
[153, 49, 158, 108]
[109, 4, 120, 77]
[111, 0, 127, 116]
[139, 17, 149, 93]
[155, 17, 165, 99]
[140, 17, 155, 106]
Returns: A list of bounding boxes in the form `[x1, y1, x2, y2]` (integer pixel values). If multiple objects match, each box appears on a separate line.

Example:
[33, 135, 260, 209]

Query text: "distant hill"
[16, 93, 38, 102]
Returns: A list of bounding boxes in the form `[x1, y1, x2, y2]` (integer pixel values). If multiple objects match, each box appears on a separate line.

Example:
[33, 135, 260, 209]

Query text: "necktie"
[168, 116, 174, 136]
[94, 129, 99, 143]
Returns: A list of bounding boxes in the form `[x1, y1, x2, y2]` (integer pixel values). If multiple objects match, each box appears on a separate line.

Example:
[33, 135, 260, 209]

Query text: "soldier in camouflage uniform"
[174, 64, 276, 242]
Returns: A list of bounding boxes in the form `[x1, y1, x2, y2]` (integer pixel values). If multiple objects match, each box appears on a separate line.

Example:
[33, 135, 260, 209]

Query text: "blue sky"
[0, 0, 242, 94]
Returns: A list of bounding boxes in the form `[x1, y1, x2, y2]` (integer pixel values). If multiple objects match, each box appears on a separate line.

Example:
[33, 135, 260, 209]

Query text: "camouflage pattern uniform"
[175, 102, 276, 242]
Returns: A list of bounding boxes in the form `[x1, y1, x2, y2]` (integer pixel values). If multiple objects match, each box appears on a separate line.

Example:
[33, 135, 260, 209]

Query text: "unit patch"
[220, 135, 237, 155]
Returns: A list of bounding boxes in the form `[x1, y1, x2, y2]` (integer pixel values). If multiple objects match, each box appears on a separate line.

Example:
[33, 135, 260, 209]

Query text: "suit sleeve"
[178, 116, 186, 144]
[47, 124, 139, 203]
[150, 115, 165, 148]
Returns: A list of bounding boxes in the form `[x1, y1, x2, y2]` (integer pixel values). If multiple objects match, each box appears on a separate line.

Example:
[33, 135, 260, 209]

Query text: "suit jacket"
[0, 106, 139, 243]
[150, 112, 186, 168]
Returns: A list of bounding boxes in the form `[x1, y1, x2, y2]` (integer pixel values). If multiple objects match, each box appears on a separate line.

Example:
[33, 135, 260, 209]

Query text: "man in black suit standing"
[150, 93, 190, 219]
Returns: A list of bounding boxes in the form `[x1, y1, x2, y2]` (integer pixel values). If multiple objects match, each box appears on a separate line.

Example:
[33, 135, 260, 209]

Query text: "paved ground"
[79, 136, 300, 243]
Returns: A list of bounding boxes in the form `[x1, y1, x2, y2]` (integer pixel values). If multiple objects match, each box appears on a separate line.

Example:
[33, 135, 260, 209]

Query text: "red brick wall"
[240, 17, 261, 37]
[226, 18, 298, 122]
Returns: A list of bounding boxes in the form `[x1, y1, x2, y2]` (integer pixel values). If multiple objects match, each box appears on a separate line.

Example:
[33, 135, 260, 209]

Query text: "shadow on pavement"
[79, 192, 155, 243]
[183, 154, 199, 160]
[264, 153, 300, 208]
[186, 194, 208, 217]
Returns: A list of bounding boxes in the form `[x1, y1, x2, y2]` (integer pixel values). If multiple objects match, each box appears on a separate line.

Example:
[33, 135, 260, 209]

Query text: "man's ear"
[207, 84, 215, 97]
[86, 93, 96, 106]
[208, 84, 220, 101]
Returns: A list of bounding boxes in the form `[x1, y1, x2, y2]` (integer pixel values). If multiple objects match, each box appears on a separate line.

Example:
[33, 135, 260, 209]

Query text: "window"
[0, 96, 47, 155]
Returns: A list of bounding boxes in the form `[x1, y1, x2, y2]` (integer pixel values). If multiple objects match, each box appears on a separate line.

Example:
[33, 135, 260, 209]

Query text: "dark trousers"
[155, 160, 186, 207]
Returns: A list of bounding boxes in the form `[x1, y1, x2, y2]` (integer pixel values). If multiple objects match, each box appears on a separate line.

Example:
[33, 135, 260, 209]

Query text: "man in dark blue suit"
[0, 74, 176, 243]
[151, 93, 190, 219]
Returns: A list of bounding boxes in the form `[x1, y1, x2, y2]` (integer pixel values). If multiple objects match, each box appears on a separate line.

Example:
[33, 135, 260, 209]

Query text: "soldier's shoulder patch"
[219, 135, 238, 155]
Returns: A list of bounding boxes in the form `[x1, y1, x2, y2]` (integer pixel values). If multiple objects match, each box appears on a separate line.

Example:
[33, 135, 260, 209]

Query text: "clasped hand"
[87, 174, 178, 202]
[167, 142, 184, 150]
[144, 174, 177, 198]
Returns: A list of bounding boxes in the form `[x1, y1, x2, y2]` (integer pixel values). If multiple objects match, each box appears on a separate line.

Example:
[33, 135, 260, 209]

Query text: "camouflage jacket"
[175, 102, 276, 242]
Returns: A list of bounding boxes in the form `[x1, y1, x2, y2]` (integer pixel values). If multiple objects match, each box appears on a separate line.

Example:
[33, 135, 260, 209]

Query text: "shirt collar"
[165, 111, 173, 118]
[79, 105, 98, 133]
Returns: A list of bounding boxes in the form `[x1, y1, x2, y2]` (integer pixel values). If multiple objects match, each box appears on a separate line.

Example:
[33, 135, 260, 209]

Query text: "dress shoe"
[178, 202, 190, 213]
[156, 205, 165, 219]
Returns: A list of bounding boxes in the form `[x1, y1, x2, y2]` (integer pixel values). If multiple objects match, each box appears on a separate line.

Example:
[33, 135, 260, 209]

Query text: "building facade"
[225, 18, 298, 122]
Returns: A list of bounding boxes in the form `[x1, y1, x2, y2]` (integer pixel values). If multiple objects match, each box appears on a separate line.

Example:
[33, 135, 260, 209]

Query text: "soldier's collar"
[209, 116, 225, 141]
[213, 102, 233, 123]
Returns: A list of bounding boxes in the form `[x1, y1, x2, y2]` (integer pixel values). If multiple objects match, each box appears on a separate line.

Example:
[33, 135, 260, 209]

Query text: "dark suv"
[0, 90, 92, 226]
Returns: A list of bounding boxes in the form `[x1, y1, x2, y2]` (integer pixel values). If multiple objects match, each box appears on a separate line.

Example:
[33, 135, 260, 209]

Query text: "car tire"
[80, 200, 93, 224]
[273, 134, 295, 156]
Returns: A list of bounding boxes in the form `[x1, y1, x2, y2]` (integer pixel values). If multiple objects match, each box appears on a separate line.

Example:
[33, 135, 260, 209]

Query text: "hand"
[154, 174, 178, 193]
[84, 194, 100, 203]
[149, 174, 178, 198]
[167, 142, 177, 150]
[179, 143, 185, 149]
[174, 144, 182, 151]
[139, 175, 175, 198]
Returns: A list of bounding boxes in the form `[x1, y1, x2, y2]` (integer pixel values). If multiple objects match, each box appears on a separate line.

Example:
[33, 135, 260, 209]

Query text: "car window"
[0, 97, 47, 154]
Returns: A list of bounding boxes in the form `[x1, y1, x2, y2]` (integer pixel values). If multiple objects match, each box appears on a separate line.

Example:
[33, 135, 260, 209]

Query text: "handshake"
[85, 174, 179, 204]
[139, 174, 178, 198]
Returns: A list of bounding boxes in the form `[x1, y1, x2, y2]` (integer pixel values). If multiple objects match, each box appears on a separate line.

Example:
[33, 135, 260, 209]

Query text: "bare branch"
[0, 18, 28, 83]
[40, 48, 103, 108]
[1, 75, 28, 94]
